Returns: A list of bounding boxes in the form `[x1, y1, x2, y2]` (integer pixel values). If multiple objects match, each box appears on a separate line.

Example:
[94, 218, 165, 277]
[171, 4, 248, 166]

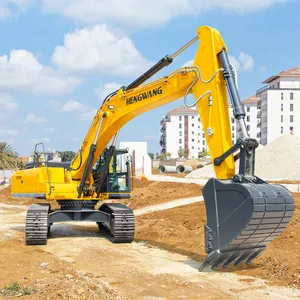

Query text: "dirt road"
[1, 201, 300, 299]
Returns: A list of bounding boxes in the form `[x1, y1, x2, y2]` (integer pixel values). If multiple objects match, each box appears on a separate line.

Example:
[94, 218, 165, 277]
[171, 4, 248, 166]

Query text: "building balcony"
[257, 111, 261, 118]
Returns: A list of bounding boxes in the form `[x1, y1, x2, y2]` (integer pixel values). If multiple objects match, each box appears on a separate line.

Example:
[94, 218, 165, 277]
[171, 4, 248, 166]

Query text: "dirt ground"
[135, 193, 300, 289]
[0, 240, 119, 299]
[126, 179, 202, 209]
[1, 181, 300, 299]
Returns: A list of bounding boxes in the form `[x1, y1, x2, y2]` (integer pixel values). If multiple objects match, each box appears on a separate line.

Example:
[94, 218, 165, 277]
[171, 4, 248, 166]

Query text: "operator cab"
[92, 148, 132, 199]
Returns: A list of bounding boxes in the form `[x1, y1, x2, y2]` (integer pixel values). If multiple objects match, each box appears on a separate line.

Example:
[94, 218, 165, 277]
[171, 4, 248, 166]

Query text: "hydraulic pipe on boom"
[10, 25, 295, 272]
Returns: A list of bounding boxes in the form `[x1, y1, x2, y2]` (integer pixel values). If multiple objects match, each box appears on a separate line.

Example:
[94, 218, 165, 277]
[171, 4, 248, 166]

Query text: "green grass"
[0, 282, 35, 296]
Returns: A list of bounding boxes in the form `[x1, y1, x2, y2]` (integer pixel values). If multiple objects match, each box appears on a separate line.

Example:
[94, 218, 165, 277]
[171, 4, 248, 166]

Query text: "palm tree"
[0, 141, 18, 170]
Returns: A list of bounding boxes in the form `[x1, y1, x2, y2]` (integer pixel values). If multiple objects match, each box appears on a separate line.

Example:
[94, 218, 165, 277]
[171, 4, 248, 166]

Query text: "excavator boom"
[11, 25, 295, 271]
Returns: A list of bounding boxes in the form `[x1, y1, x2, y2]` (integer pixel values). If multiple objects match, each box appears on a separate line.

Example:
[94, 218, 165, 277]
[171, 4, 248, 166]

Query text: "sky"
[0, 0, 299, 156]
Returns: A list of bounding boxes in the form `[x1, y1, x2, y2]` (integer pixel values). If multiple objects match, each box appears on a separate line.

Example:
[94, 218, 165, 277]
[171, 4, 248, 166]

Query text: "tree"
[178, 148, 189, 159]
[58, 151, 76, 162]
[148, 152, 154, 160]
[159, 152, 171, 160]
[0, 142, 18, 170]
[201, 149, 210, 157]
[178, 149, 185, 158]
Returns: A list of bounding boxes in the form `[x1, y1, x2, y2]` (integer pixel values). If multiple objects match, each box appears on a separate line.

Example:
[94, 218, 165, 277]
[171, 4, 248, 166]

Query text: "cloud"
[44, 128, 56, 133]
[229, 52, 254, 72]
[0, 0, 34, 20]
[59, 99, 97, 121]
[52, 25, 151, 76]
[259, 65, 267, 72]
[79, 109, 97, 121]
[0, 50, 81, 95]
[0, 128, 18, 136]
[25, 113, 47, 124]
[59, 100, 87, 112]
[182, 59, 194, 68]
[42, 0, 287, 27]
[30, 137, 50, 144]
[46, 100, 63, 109]
[0, 94, 17, 112]
[95, 82, 122, 100]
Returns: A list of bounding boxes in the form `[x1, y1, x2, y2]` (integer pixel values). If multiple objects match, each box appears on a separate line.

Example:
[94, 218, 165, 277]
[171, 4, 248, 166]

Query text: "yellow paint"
[11, 25, 236, 201]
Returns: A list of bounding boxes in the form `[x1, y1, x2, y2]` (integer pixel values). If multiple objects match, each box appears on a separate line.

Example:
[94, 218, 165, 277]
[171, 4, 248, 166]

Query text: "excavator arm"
[11, 26, 295, 272]
[71, 26, 235, 185]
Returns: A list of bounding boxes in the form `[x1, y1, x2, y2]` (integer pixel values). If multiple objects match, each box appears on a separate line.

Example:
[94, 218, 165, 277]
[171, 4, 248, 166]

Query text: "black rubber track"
[97, 203, 135, 243]
[25, 203, 50, 245]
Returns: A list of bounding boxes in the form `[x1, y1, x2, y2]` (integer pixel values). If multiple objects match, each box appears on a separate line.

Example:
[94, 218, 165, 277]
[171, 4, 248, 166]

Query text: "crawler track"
[25, 203, 50, 245]
[98, 203, 135, 243]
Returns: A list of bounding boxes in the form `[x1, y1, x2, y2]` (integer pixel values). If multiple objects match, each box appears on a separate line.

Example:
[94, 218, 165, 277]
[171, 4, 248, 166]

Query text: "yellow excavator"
[11, 26, 295, 271]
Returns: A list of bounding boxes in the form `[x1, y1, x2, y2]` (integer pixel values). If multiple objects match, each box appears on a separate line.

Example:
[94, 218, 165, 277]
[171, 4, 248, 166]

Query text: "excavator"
[11, 26, 295, 271]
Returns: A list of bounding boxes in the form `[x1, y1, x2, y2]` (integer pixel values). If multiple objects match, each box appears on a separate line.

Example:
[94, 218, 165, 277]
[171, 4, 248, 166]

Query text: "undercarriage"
[25, 201, 135, 245]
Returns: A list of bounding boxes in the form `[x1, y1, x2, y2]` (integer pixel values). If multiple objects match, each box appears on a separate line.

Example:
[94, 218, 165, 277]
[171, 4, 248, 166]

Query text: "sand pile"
[255, 134, 300, 180]
[186, 135, 300, 181]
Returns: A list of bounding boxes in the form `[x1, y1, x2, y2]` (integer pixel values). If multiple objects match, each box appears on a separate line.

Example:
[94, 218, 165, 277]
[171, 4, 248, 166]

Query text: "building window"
[290, 126, 294, 134]
[179, 131, 182, 136]
[192, 116, 194, 119]
[179, 116, 182, 121]
[290, 115, 294, 123]
[179, 139, 182, 144]
[179, 123, 182, 129]
[192, 131, 194, 134]
[179, 146, 182, 150]
[202, 141, 205, 145]
[203, 133, 205, 138]
[232, 126, 234, 131]
[231, 117, 235, 124]
[192, 124, 194, 127]
[198, 117, 200, 121]
[290, 93, 294, 100]
[192, 139, 194, 142]
[247, 106, 250, 112]
[192, 146, 194, 149]
[281, 115, 283, 123]
[277, 82, 280, 88]
[247, 116, 250, 122]
[281, 92, 283, 100]
[232, 133, 235, 138]
[281, 103, 283, 111]
[247, 125, 250, 131]
[198, 126, 200, 129]
[281, 126, 283, 134]
[198, 140, 200, 143]
[290, 104, 294, 111]
[198, 133, 200, 136]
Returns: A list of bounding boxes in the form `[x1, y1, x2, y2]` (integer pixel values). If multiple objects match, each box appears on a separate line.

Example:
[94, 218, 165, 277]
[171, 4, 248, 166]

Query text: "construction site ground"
[0, 180, 300, 299]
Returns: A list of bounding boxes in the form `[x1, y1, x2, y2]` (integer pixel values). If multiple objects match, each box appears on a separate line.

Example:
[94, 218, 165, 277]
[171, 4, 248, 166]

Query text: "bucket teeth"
[200, 178, 295, 272]
[199, 248, 265, 271]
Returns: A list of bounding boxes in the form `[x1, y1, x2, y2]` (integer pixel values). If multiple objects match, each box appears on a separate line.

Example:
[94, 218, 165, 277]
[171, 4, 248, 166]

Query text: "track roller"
[25, 203, 50, 245]
[97, 203, 135, 243]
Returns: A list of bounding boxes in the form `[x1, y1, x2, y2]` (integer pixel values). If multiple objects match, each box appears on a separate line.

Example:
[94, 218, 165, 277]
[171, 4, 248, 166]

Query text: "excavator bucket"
[199, 178, 295, 271]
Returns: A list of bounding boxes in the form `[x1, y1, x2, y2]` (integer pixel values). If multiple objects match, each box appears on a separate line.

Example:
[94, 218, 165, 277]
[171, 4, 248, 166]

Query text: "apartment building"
[236, 95, 259, 139]
[160, 106, 236, 159]
[256, 67, 300, 145]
